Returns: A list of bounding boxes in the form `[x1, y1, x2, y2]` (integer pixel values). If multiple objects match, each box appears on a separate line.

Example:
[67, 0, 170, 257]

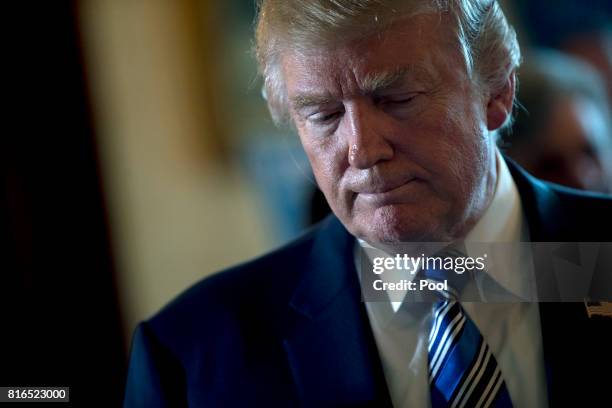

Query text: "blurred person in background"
[501, 49, 612, 193]
[562, 30, 612, 104]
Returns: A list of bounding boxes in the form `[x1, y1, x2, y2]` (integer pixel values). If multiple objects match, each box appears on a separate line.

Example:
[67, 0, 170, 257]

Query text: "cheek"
[418, 104, 489, 199]
[302, 135, 349, 201]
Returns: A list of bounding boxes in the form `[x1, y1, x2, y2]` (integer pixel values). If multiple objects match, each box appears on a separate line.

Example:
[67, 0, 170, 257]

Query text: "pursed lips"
[353, 177, 418, 194]
[352, 177, 422, 205]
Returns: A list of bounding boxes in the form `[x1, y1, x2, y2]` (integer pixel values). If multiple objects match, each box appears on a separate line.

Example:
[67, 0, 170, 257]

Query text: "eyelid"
[308, 108, 343, 124]
[378, 92, 419, 104]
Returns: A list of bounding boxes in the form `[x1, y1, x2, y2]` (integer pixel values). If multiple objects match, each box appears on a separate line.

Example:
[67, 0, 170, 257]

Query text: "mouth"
[356, 178, 423, 205]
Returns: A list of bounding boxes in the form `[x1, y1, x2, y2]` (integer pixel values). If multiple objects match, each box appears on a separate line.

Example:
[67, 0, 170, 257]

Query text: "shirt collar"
[465, 149, 528, 244]
[463, 149, 531, 299]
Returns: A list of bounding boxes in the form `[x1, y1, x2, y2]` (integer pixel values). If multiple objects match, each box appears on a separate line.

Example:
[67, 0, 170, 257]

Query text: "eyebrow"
[290, 65, 433, 112]
[291, 94, 337, 112]
[360, 67, 413, 94]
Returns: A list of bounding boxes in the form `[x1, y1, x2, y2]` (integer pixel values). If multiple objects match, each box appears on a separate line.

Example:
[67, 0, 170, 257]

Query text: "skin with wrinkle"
[283, 14, 507, 244]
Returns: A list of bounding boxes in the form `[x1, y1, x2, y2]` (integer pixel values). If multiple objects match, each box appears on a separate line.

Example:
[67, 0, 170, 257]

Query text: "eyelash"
[380, 95, 417, 105]
[309, 111, 343, 125]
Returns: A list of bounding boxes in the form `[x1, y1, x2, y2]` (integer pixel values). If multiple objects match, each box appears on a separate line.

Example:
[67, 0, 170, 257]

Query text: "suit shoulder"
[545, 181, 612, 236]
[505, 157, 612, 239]
[143, 223, 321, 347]
[547, 182, 612, 214]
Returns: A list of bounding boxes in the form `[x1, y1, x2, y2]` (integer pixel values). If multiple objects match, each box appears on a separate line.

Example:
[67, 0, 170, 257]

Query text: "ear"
[486, 70, 516, 131]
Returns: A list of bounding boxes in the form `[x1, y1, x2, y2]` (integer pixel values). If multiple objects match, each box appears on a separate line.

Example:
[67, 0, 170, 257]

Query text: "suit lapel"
[283, 216, 391, 407]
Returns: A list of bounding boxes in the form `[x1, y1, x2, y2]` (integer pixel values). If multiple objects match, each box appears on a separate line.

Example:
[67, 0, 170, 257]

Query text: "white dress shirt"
[357, 150, 549, 408]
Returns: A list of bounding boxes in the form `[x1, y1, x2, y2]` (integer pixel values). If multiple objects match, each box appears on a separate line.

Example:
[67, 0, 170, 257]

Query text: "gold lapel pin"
[584, 301, 612, 319]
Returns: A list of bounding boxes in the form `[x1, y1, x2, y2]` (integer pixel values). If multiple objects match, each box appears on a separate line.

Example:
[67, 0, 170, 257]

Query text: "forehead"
[281, 14, 463, 100]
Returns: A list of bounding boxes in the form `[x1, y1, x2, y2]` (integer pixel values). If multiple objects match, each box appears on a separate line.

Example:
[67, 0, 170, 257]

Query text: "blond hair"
[255, 0, 521, 126]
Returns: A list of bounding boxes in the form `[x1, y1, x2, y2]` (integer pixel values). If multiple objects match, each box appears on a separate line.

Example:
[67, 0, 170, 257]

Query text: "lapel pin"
[584, 301, 612, 319]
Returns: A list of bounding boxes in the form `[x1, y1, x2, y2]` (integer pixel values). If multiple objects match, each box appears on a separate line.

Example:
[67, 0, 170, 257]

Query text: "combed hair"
[255, 0, 521, 127]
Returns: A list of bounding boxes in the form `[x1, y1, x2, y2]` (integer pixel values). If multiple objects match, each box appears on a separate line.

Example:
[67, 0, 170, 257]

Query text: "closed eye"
[376, 93, 422, 118]
[308, 110, 343, 125]
[379, 94, 418, 105]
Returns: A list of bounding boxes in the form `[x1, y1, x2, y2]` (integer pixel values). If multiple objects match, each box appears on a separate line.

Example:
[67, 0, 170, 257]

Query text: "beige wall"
[79, 0, 275, 347]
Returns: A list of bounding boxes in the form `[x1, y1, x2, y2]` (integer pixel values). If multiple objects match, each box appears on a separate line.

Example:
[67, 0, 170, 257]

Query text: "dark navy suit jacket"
[124, 160, 612, 407]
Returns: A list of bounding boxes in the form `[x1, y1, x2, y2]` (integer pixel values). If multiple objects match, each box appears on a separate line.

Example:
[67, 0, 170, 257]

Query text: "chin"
[352, 204, 444, 243]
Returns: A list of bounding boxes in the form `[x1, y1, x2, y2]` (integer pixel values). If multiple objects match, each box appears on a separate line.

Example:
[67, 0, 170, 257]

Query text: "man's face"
[282, 15, 497, 243]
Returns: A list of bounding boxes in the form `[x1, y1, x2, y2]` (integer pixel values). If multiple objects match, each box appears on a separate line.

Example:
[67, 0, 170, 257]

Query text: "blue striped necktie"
[425, 261, 513, 407]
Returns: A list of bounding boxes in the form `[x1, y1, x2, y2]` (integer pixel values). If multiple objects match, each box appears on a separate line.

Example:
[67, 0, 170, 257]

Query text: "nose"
[343, 101, 394, 169]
